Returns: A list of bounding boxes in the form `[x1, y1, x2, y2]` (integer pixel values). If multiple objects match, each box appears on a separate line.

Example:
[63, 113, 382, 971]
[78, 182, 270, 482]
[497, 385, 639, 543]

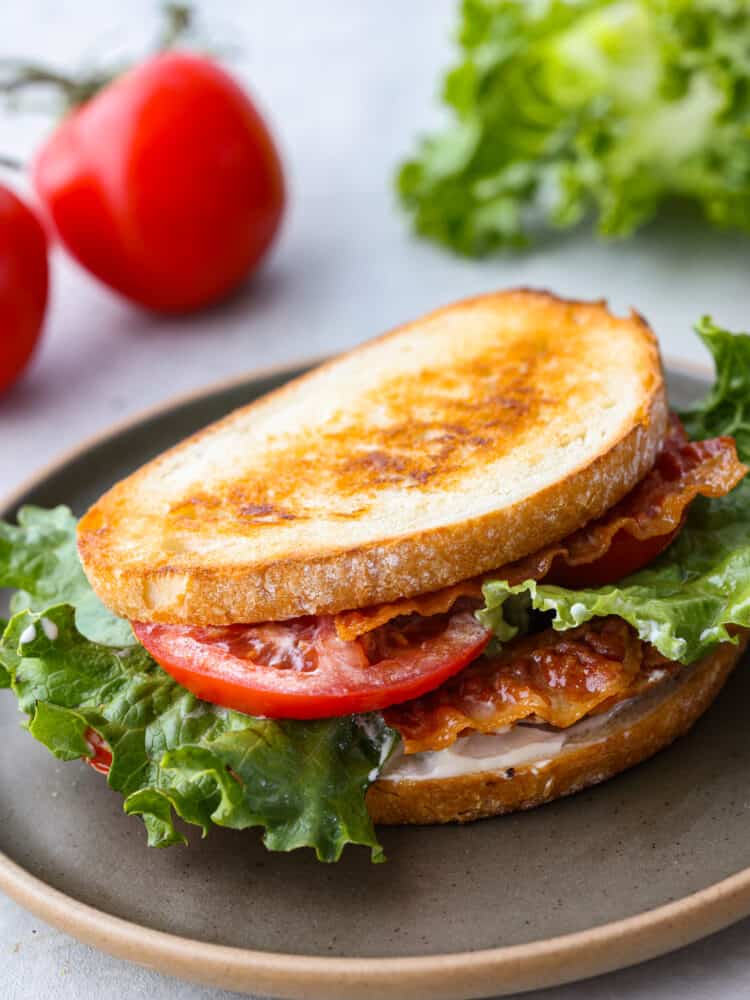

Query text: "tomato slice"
[543, 519, 685, 589]
[84, 728, 112, 775]
[133, 610, 491, 720]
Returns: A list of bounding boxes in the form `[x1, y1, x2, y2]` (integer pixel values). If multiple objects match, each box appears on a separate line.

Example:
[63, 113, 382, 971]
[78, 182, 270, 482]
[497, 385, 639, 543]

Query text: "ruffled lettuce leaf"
[398, 0, 750, 253]
[680, 317, 750, 453]
[0, 505, 135, 647]
[0, 618, 8, 688]
[0, 511, 396, 861]
[0, 604, 395, 860]
[480, 318, 750, 663]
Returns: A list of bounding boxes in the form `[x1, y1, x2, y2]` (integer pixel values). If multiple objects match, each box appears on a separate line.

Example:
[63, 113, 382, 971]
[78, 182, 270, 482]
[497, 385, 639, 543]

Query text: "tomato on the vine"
[33, 52, 284, 313]
[0, 185, 48, 394]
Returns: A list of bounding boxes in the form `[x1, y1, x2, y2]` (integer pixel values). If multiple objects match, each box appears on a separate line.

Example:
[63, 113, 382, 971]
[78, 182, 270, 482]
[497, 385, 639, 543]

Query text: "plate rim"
[4, 353, 747, 1000]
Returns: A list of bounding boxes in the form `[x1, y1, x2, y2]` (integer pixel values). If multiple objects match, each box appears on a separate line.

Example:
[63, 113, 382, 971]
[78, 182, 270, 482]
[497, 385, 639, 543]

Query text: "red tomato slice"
[543, 521, 684, 589]
[133, 611, 491, 720]
[84, 728, 112, 775]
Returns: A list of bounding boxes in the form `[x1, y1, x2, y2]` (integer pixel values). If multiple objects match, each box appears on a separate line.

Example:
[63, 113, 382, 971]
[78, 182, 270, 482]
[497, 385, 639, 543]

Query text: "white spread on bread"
[381, 662, 696, 782]
[383, 725, 567, 780]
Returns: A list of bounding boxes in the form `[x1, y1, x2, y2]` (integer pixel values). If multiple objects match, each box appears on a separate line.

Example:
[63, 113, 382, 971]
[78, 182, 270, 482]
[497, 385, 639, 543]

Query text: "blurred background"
[2, 4, 750, 998]
[1, 0, 748, 497]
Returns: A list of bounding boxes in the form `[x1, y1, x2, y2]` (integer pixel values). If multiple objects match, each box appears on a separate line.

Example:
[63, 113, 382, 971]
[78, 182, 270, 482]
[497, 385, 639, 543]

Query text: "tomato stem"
[0, 61, 116, 109]
[157, 4, 195, 51]
[0, 4, 197, 112]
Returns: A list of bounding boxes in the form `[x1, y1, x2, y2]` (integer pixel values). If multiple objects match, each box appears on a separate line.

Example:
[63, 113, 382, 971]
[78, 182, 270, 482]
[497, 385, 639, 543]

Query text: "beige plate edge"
[3, 353, 745, 1000]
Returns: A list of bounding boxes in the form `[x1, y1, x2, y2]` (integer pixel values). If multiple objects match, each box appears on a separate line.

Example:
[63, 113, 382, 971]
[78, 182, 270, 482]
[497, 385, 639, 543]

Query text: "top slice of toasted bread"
[78, 290, 668, 624]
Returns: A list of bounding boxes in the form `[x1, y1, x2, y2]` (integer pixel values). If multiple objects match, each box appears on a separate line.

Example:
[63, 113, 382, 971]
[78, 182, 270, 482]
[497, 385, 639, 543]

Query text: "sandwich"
[2, 289, 750, 862]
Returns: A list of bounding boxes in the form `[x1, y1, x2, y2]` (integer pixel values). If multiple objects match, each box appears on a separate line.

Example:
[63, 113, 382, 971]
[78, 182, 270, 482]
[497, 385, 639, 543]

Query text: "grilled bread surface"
[78, 290, 667, 624]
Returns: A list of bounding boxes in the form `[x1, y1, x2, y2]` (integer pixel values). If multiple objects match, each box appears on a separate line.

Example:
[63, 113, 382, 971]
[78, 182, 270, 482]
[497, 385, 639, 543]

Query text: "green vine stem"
[0, 4, 195, 112]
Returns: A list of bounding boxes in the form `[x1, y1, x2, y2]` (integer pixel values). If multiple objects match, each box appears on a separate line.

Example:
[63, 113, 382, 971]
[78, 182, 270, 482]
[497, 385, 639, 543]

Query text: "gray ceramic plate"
[2, 361, 750, 1000]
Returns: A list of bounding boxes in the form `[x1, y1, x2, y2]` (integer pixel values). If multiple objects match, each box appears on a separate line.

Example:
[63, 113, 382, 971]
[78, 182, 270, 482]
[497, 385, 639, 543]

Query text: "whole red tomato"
[0, 185, 48, 393]
[32, 52, 284, 313]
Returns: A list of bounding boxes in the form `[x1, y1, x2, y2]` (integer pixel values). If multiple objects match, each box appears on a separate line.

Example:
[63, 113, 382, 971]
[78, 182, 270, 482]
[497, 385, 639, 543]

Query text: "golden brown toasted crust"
[367, 635, 747, 825]
[78, 289, 667, 625]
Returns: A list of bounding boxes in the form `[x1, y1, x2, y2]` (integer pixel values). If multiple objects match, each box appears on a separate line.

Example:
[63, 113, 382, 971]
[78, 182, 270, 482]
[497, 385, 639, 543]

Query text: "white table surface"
[2, 2, 750, 998]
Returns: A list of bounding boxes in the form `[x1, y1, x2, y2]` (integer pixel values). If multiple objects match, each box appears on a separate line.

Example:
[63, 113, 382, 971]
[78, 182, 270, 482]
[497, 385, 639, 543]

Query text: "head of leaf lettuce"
[2, 316, 750, 862]
[398, 0, 750, 253]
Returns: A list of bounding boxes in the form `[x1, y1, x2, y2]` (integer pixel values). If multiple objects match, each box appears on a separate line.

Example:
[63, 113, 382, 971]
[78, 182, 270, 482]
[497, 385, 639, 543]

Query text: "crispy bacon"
[334, 579, 485, 643]
[513, 416, 746, 585]
[334, 418, 746, 641]
[384, 617, 679, 754]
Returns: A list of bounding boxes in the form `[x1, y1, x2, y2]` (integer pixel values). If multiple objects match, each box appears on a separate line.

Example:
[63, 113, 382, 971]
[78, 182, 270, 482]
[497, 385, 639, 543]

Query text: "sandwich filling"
[3, 317, 750, 863]
[129, 415, 744, 738]
[383, 616, 677, 753]
[382, 653, 707, 782]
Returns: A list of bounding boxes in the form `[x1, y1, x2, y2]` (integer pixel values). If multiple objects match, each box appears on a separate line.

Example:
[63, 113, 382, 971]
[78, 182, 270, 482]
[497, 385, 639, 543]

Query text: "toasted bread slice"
[368, 633, 747, 825]
[78, 290, 667, 624]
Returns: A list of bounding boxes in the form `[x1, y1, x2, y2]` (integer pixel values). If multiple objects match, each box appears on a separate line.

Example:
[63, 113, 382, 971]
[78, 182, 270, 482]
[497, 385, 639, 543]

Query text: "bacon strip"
[334, 579, 485, 643]
[512, 417, 746, 584]
[335, 418, 746, 641]
[384, 617, 678, 754]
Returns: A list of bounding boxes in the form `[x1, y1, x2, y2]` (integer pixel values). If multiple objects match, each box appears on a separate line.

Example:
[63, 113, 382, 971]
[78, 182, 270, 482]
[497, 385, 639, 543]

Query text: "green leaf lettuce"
[398, 0, 750, 253]
[0, 505, 135, 647]
[0, 516, 396, 862]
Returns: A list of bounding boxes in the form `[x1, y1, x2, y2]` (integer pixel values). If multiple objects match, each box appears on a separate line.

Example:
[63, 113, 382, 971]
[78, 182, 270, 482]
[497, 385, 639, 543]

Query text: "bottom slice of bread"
[367, 634, 747, 825]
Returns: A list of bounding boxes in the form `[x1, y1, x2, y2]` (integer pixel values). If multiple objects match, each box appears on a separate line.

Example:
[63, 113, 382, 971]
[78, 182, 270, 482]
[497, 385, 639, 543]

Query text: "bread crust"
[367, 636, 747, 825]
[78, 290, 667, 624]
